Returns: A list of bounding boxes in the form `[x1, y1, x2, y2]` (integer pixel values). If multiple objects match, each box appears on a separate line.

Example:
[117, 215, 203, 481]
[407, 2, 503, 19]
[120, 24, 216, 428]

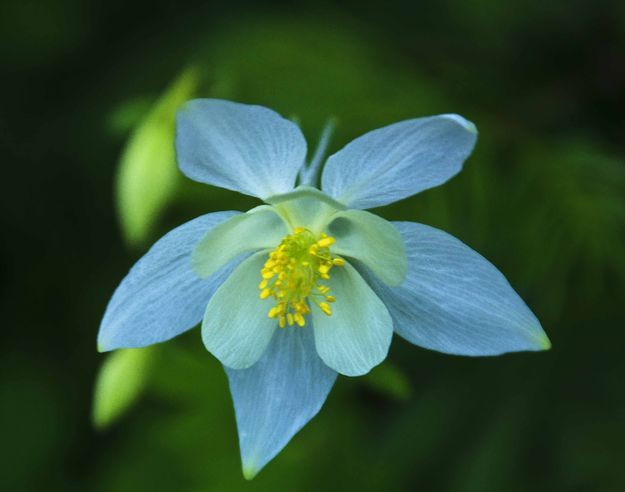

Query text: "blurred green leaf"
[92, 347, 157, 430]
[116, 66, 200, 246]
[106, 95, 155, 137]
[362, 361, 412, 400]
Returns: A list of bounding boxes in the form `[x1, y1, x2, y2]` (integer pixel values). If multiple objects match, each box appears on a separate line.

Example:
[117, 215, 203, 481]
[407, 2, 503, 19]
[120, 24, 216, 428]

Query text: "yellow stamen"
[319, 302, 332, 316]
[318, 264, 331, 275]
[317, 237, 335, 248]
[258, 227, 345, 327]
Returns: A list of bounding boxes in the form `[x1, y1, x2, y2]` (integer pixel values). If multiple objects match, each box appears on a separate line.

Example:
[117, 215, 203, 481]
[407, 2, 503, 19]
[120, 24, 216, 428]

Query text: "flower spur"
[98, 99, 550, 478]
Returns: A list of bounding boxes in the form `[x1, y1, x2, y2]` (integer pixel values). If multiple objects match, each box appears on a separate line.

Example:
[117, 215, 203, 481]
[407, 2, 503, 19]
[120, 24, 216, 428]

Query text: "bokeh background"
[2, 0, 625, 490]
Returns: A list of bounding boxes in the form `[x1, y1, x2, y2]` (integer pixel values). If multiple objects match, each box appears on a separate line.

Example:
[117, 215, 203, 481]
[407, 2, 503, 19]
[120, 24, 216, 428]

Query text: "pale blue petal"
[265, 186, 345, 234]
[98, 211, 243, 351]
[312, 262, 393, 376]
[321, 114, 477, 209]
[176, 99, 307, 199]
[226, 325, 337, 479]
[192, 206, 287, 278]
[358, 222, 551, 355]
[202, 252, 277, 369]
[328, 209, 407, 286]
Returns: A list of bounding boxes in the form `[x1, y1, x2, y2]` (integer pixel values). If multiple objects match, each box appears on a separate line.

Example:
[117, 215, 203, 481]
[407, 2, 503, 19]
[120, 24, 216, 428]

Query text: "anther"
[319, 302, 332, 316]
[259, 227, 345, 327]
[317, 237, 335, 248]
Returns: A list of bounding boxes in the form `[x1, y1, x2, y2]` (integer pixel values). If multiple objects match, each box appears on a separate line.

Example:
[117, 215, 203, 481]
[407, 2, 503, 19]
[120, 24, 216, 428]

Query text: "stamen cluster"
[259, 227, 345, 328]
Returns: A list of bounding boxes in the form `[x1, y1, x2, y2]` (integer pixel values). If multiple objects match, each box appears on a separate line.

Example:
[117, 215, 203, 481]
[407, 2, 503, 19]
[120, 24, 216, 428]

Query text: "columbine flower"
[98, 99, 550, 478]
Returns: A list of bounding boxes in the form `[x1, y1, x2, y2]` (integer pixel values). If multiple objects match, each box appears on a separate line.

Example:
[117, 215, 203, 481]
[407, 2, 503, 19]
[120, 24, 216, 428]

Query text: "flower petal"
[202, 252, 277, 369]
[225, 325, 337, 479]
[266, 185, 345, 234]
[321, 114, 477, 209]
[328, 209, 407, 286]
[312, 262, 393, 376]
[98, 211, 243, 351]
[192, 206, 287, 277]
[176, 99, 307, 199]
[358, 222, 551, 355]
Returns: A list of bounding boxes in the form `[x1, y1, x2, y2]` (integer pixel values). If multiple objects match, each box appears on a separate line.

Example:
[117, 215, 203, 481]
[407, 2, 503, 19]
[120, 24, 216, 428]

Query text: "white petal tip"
[441, 114, 478, 134]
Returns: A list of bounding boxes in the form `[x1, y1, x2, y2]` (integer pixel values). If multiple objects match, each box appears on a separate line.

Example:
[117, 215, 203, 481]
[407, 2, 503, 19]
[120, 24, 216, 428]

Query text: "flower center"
[258, 227, 345, 328]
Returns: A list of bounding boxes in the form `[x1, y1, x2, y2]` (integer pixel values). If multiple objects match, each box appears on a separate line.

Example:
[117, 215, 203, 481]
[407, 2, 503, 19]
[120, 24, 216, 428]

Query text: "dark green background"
[2, 0, 624, 490]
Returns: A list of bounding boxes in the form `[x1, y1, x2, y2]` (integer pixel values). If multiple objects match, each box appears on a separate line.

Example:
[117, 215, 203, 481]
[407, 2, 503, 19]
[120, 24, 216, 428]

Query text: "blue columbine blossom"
[98, 99, 550, 478]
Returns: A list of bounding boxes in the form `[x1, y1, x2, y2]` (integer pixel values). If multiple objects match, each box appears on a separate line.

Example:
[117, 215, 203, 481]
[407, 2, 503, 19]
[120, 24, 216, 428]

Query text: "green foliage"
[92, 347, 158, 429]
[362, 362, 412, 400]
[107, 95, 155, 137]
[519, 140, 625, 285]
[116, 67, 200, 246]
